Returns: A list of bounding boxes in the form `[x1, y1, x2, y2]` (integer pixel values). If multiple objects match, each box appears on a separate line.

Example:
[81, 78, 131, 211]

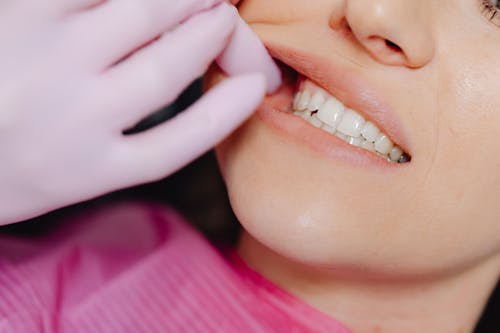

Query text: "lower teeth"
[293, 111, 410, 164]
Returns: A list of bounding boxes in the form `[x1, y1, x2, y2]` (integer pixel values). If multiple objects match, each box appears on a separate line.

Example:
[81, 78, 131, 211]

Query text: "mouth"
[256, 44, 412, 166]
[292, 77, 411, 164]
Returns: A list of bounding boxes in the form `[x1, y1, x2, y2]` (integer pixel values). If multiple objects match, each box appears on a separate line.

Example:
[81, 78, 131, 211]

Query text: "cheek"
[427, 6, 500, 236]
[239, 0, 335, 25]
[424, 67, 500, 255]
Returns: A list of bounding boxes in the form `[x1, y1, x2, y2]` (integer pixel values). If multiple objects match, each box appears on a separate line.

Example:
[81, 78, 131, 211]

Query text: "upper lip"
[266, 43, 412, 154]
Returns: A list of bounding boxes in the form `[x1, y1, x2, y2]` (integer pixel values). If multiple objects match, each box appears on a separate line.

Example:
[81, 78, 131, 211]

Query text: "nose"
[329, 0, 435, 68]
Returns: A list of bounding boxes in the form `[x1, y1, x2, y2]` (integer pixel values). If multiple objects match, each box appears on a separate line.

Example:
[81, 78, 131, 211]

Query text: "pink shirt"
[0, 202, 351, 332]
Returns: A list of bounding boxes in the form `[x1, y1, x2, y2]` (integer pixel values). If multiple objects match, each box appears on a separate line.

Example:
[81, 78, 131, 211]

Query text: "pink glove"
[0, 0, 281, 224]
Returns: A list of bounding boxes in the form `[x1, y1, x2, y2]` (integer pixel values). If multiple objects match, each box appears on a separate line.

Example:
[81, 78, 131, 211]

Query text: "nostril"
[364, 36, 408, 66]
[367, 36, 403, 54]
[385, 39, 402, 53]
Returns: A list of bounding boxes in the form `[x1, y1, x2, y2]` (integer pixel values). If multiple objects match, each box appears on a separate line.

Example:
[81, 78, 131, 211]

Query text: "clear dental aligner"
[291, 83, 411, 164]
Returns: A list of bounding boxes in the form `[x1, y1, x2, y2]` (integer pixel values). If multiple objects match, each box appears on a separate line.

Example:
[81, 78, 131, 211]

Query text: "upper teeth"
[292, 80, 410, 164]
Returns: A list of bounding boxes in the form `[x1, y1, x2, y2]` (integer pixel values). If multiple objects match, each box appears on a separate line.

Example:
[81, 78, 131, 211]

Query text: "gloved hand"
[0, 0, 281, 224]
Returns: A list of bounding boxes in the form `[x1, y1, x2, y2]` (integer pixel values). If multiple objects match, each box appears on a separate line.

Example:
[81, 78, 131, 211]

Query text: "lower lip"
[255, 81, 404, 170]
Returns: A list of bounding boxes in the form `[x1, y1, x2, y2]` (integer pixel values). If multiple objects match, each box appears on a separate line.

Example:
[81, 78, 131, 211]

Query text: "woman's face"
[215, 0, 500, 278]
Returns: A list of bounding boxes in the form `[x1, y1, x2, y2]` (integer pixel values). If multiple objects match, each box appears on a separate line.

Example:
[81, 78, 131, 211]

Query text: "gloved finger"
[217, 16, 282, 93]
[118, 73, 266, 184]
[58, 0, 106, 14]
[72, 0, 224, 69]
[100, 3, 237, 129]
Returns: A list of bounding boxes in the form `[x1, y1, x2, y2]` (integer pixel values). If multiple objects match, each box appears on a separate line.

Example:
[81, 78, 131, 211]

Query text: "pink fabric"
[0, 202, 351, 333]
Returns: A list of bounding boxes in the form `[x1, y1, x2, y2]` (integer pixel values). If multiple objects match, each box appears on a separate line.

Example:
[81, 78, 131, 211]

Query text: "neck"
[238, 232, 500, 333]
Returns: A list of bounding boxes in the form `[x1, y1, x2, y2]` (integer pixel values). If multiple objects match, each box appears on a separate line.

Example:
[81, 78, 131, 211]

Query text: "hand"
[0, 0, 281, 224]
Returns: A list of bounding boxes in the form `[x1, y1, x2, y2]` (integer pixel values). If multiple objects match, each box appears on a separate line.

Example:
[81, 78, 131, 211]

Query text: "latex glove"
[0, 0, 281, 224]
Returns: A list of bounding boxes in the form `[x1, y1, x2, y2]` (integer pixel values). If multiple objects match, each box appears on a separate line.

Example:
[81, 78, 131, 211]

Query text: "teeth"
[337, 109, 365, 138]
[323, 124, 337, 134]
[290, 81, 410, 164]
[398, 153, 412, 163]
[361, 122, 380, 143]
[317, 98, 344, 130]
[374, 134, 393, 155]
[347, 136, 363, 147]
[300, 111, 312, 120]
[309, 114, 323, 128]
[360, 139, 376, 152]
[389, 146, 404, 162]
[335, 132, 347, 142]
[297, 91, 311, 111]
[293, 92, 302, 110]
[307, 92, 326, 111]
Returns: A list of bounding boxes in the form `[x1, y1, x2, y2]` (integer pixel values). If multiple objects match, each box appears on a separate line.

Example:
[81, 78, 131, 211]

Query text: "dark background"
[2, 81, 498, 332]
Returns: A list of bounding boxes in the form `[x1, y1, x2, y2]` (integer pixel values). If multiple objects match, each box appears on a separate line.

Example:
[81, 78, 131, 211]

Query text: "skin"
[212, 0, 500, 332]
